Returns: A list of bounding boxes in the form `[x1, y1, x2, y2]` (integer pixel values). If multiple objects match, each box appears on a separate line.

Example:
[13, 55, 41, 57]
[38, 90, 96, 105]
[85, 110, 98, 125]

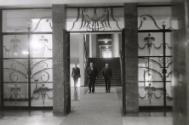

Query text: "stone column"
[123, 3, 138, 114]
[0, 9, 3, 111]
[53, 5, 71, 115]
[172, 0, 189, 125]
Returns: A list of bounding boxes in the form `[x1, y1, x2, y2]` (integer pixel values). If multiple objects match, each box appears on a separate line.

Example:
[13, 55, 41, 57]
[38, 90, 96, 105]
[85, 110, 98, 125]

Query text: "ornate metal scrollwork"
[3, 35, 53, 104]
[4, 59, 53, 103]
[31, 18, 52, 31]
[8, 84, 27, 102]
[139, 84, 163, 104]
[32, 82, 53, 105]
[138, 32, 173, 105]
[139, 33, 161, 55]
[138, 14, 172, 30]
[70, 7, 121, 31]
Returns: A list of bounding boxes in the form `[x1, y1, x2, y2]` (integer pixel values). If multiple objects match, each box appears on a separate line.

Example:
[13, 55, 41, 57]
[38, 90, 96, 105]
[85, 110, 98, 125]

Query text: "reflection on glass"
[3, 35, 28, 58]
[30, 35, 52, 57]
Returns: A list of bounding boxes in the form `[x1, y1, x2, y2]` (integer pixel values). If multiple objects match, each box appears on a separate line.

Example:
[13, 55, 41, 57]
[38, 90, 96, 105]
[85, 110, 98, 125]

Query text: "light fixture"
[22, 50, 29, 55]
[104, 39, 109, 44]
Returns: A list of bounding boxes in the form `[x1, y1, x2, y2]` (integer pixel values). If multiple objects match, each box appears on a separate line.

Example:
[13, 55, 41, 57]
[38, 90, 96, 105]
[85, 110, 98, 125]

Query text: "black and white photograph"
[0, 0, 188, 125]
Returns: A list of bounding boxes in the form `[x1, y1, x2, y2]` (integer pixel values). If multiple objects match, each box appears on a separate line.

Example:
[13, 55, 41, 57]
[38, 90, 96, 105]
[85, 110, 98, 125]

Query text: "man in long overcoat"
[87, 62, 98, 93]
[102, 63, 112, 93]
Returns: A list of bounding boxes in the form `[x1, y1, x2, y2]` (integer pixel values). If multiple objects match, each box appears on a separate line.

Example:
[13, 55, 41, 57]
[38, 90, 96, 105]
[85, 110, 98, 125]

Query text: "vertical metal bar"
[27, 27, 31, 108]
[0, 9, 4, 110]
[162, 24, 167, 116]
[68, 31, 71, 113]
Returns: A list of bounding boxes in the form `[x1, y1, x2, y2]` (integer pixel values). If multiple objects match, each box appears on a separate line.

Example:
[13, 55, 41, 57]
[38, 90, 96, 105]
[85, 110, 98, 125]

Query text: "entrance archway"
[52, 4, 139, 115]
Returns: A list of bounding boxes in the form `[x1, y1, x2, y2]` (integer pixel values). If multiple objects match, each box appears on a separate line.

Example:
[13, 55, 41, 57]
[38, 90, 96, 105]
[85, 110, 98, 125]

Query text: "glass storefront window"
[3, 9, 52, 32]
[2, 9, 53, 108]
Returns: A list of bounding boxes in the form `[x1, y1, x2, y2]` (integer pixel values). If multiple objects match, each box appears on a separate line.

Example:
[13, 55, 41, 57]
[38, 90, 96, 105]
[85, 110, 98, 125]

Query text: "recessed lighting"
[104, 40, 109, 44]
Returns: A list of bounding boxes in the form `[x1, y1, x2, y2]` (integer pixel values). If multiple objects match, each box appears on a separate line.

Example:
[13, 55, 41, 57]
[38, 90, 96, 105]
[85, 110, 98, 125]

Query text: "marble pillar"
[123, 3, 139, 114]
[172, 0, 189, 125]
[79, 35, 85, 86]
[89, 34, 92, 58]
[89, 34, 97, 58]
[52, 5, 71, 115]
[113, 33, 120, 57]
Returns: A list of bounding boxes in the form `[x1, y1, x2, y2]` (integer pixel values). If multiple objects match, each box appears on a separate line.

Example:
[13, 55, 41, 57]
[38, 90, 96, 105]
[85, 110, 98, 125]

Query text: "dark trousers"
[105, 78, 111, 92]
[88, 78, 95, 93]
[73, 79, 79, 100]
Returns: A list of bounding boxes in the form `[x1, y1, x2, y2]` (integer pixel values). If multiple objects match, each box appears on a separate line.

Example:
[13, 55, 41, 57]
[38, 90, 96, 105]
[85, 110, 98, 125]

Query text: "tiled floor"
[123, 116, 172, 125]
[0, 87, 173, 125]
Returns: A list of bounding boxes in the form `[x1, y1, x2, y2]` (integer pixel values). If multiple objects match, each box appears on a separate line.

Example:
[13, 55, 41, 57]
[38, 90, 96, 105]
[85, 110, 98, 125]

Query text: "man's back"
[103, 67, 112, 79]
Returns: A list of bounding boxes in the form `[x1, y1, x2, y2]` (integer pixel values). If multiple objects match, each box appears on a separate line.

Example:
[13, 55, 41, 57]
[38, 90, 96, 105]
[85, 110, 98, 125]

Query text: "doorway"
[69, 32, 122, 108]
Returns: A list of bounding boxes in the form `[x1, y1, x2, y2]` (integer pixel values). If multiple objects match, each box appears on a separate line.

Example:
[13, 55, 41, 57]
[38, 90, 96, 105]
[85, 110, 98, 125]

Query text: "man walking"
[102, 63, 112, 93]
[87, 62, 98, 93]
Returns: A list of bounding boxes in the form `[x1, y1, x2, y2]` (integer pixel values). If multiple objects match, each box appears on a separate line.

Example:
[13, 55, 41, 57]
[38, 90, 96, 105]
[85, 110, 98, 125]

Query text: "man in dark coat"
[87, 62, 98, 93]
[102, 63, 112, 93]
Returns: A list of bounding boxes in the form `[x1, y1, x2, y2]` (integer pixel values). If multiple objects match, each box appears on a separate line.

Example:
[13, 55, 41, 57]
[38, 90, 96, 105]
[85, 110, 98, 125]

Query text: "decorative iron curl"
[31, 69, 51, 82]
[32, 84, 53, 105]
[139, 87, 147, 99]
[139, 85, 163, 104]
[139, 66, 163, 79]
[5, 68, 28, 82]
[32, 18, 52, 31]
[138, 15, 162, 30]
